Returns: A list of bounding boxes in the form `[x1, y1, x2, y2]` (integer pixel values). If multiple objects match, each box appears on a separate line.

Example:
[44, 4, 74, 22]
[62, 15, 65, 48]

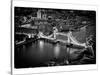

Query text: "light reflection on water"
[54, 44, 60, 58]
[39, 40, 44, 52]
[15, 40, 84, 68]
[38, 40, 61, 58]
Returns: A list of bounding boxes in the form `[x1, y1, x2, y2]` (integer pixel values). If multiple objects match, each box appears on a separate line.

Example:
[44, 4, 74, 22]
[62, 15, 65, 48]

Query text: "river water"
[15, 39, 87, 68]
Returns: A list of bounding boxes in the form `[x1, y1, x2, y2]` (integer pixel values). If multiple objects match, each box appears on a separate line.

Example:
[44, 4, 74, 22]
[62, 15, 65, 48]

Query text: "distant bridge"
[16, 30, 87, 48]
[16, 32, 36, 38]
[38, 31, 87, 48]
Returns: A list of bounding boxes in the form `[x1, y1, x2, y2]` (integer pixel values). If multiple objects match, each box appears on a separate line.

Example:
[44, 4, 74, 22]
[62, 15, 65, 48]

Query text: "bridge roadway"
[16, 32, 36, 38]
[15, 31, 87, 48]
[39, 31, 87, 48]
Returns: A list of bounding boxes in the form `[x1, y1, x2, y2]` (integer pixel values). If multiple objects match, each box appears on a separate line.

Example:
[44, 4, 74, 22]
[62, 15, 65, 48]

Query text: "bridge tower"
[37, 9, 42, 19]
[53, 27, 58, 39]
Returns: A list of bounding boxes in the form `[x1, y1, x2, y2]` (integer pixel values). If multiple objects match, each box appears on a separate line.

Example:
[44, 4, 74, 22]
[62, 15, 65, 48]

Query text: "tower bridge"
[38, 31, 87, 48]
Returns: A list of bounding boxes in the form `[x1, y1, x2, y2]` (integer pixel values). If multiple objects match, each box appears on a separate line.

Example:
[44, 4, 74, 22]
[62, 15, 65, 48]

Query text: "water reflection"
[54, 44, 60, 58]
[39, 40, 44, 52]
[15, 40, 94, 68]
[22, 45, 26, 56]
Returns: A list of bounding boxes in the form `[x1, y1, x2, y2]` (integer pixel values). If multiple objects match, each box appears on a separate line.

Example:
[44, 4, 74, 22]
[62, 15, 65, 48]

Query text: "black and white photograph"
[11, 1, 98, 74]
[14, 6, 96, 69]
[1, 0, 100, 75]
